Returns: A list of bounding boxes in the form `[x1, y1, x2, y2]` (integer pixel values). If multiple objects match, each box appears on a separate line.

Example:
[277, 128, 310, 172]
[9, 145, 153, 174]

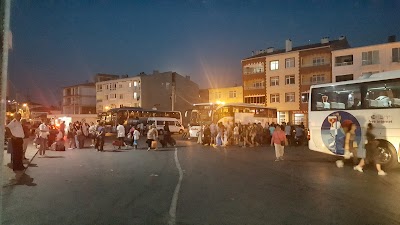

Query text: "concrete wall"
[332, 41, 400, 81]
[209, 86, 243, 104]
[140, 72, 200, 113]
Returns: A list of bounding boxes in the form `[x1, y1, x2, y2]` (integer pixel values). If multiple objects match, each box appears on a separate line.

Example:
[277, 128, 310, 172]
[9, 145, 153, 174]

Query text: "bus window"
[365, 79, 400, 108]
[311, 84, 361, 111]
[157, 121, 164, 126]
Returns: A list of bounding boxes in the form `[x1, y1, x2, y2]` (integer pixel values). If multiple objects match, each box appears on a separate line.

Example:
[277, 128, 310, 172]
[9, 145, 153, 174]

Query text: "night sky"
[8, 0, 400, 106]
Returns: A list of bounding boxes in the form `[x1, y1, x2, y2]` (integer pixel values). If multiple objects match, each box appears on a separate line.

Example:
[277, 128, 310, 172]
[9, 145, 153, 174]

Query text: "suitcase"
[151, 140, 158, 149]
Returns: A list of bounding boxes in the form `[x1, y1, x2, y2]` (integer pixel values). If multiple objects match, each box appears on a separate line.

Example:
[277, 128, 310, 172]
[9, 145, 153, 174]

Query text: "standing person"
[88, 122, 97, 147]
[38, 118, 49, 156]
[354, 123, 387, 175]
[82, 121, 89, 138]
[164, 122, 173, 146]
[269, 123, 276, 137]
[116, 122, 126, 149]
[203, 125, 211, 146]
[197, 124, 203, 144]
[146, 125, 158, 151]
[233, 123, 239, 145]
[131, 127, 140, 149]
[67, 123, 76, 149]
[21, 119, 30, 161]
[59, 121, 66, 139]
[271, 125, 287, 161]
[6, 113, 26, 179]
[285, 122, 292, 146]
[95, 122, 106, 152]
[295, 125, 305, 146]
[210, 122, 217, 145]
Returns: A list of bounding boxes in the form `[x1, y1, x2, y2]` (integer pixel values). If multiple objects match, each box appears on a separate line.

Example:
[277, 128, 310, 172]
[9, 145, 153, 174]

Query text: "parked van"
[147, 117, 184, 134]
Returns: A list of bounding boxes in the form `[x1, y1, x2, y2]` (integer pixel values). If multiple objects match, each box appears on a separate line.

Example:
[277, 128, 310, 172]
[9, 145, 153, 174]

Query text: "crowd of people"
[197, 121, 307, 148]
[4, 112, 388, 179]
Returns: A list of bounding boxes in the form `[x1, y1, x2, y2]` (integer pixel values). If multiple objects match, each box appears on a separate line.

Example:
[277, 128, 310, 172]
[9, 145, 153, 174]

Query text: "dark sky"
[8, 0, 400, 106]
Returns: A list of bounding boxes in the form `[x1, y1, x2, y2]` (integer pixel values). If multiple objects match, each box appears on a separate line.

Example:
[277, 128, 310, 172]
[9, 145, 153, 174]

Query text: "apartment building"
[62, 83, 96, 114]
[96, 71, 200, 114]
[243, 37, 349, 125]
[332, 36, 400, 82]
[208, 86, 243, 104]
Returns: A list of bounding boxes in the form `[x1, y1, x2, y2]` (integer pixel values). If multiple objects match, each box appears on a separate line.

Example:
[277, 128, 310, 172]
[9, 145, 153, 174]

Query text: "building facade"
[332, 37, 400, 82]
[96, 71, 200, 114]
[243, 37, 350, 125]
[62, 83, 96, 114]
[208, 86, 243, 104]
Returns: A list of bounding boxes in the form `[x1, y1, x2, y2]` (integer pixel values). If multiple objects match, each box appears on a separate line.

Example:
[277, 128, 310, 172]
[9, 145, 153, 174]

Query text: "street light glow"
[23, 103, 27, 107]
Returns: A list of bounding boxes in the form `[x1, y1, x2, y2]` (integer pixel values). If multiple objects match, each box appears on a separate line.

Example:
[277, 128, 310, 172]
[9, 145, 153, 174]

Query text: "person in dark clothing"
[6, 113, 26, 179]
[95, 122, 106, 152]
[203, 125, 211, 146]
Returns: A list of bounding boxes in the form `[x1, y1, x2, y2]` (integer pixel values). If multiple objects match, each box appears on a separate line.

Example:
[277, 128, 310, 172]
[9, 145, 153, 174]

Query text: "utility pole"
[171, 72, 176, 111]
[0, 0, 11, 224]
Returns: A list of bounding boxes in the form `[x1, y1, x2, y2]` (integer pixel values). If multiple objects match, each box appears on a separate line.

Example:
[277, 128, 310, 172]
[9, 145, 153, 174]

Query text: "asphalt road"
[3, 137, 400, 225]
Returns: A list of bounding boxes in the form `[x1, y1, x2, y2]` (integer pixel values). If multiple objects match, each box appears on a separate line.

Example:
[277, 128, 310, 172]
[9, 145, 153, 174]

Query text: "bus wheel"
[377, 140, 398, 170]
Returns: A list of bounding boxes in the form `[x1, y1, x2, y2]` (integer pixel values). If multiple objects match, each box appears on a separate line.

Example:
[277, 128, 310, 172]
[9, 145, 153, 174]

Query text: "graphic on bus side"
[321, 111, 362, 155]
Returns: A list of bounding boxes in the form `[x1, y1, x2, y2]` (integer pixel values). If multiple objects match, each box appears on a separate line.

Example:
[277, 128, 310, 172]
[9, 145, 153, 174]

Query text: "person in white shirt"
[130, 127, 140, 149]
[116, 122, 126, 149]
[38, 118, 50, 156]
[6, 113, 26, 174]
[233, 123, 239, 145]
[88, 122, 97, 147]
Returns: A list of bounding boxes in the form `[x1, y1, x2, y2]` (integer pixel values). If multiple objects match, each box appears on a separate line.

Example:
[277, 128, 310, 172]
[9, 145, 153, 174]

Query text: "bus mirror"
[184, 111, 188, 117]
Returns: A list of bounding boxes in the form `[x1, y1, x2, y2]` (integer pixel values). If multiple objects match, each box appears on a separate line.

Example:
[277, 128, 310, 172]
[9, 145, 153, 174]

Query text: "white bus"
[188, 103, 219, 138]
[308, 70, 400, 168]
[213, 103, 277, 127]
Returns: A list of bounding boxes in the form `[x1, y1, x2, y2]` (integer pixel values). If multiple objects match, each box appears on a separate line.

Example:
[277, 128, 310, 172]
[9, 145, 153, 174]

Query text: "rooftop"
[244, 38, 350, 60]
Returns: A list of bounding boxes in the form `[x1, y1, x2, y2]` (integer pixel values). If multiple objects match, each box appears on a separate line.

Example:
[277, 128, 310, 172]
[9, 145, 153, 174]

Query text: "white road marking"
[168, 147, 183, 225]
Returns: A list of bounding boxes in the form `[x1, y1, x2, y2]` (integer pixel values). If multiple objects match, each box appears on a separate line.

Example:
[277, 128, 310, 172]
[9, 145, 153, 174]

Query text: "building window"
[301, 92, 309, 103]
[105, 95, 109, 100]
[109, 93, 116, 99]
[133, 92, 138, 100]
[393, 48, 400, 62]
[336, 74, 353, 82]
[119, 84, 123, 88]
[119, 94, 123, 99]
[285, 75, 295, 85]
[244, 96, 265, 104]
[270, 76, 279, 86]
[312, 57, 325, 66]
[362, 50, 379, 65]
[97, 84, 102, 92]
[106, 84, 109, 90]
[311, 74, 325, 84]
[270, 60, 279, 70]
[270, 93, 280, 103]
[285, 58, 295, 68]
[285, 92, 295, 102]
[110, 83, 116, 90]
[253, 81, 263, 88]
[129, 82, 132, 87]
[215, 92, 222, 99]
[134, 81, 138, 87]
[229, 91, 237, 98]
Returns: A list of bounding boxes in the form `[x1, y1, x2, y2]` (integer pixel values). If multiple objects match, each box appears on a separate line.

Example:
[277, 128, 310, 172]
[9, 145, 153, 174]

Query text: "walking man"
[6, 113, 26, 180]
[38, 117, 49, 156]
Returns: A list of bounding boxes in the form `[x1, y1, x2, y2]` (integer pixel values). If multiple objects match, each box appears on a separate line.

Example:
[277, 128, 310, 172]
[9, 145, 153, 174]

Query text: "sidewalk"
[3, 138, 38, 186]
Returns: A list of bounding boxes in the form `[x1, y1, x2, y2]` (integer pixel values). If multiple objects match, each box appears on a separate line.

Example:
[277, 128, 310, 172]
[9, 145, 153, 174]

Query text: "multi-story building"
[208, 86, 243, 104]
[242, 37, 349, 125]
[62, 83, 96, 114]
[96, 71, 200, 114]
[332, 36, 400, 82]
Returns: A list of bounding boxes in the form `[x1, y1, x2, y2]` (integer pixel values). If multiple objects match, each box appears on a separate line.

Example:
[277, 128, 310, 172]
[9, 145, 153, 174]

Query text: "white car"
[147, 117, 184, 134]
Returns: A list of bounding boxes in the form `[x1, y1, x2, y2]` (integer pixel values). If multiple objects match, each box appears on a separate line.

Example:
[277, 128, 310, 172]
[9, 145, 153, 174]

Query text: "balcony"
[335, 61, 353, 66]
[244, 86, 265, 90]
[301, 61, 331, 68]
[334, 55, 353, 67]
